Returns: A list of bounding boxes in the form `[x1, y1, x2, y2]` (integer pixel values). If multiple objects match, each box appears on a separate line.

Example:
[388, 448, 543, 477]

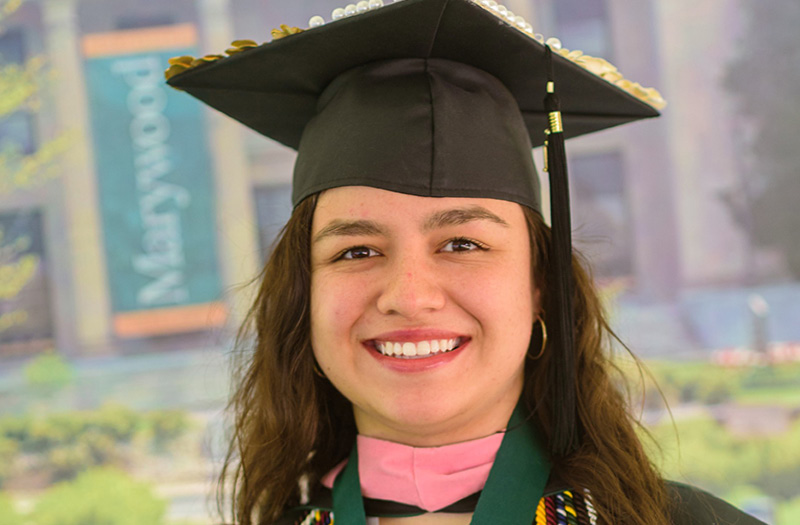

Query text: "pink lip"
[362, 335, 470, 373]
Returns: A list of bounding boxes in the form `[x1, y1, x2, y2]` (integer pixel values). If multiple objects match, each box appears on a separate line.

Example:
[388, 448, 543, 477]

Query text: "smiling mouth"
[372, 337, 466, 359]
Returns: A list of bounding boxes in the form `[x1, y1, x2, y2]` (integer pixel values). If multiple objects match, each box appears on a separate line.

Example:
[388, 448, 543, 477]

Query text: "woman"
[167, 1, 764, 523]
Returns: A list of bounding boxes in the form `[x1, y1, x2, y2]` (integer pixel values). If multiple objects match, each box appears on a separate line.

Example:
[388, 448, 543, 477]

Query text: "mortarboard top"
[166, 0, 662, 149]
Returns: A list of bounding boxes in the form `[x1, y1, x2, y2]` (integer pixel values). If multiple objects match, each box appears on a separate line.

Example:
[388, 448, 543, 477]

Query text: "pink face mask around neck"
[321, 432, 505, 513]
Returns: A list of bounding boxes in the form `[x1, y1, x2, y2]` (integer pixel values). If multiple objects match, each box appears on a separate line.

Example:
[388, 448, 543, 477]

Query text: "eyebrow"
[422, 206, 509, 231]
[312, 206, 508, 244]
[312, 220, 387, 244]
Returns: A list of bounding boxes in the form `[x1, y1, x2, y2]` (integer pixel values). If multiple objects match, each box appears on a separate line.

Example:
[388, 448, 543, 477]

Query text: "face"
[310, 186, 537, 446]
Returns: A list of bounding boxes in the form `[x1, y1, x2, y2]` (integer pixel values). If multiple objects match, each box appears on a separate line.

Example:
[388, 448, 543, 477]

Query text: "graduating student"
[167, 1, 764, 523]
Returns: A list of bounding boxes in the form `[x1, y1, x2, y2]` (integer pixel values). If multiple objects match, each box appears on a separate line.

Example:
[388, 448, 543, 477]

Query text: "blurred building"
[0, 0, 772, 359]
[531, 0, 680, 300]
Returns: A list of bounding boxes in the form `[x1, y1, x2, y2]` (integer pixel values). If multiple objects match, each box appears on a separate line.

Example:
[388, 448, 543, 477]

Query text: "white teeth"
[417, 341, 431, 356]
[375, 338, 462, 358]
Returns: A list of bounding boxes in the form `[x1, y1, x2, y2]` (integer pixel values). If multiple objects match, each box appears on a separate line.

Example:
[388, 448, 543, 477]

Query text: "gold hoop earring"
[529, 314, 547, 360]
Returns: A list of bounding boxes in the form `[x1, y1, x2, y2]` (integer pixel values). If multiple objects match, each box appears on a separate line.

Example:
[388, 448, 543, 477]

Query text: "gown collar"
[322, 431, 504, 512]
[332, 403, 551, 524]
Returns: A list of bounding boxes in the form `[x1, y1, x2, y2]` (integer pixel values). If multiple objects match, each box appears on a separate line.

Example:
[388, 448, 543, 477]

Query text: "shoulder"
[538, 481, 766, 525]
[666, 481, 766, 525]
[272, 481, 766, 524]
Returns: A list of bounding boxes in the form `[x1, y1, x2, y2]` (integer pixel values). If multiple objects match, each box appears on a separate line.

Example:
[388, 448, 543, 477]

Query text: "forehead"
[312, 186, 526, 230]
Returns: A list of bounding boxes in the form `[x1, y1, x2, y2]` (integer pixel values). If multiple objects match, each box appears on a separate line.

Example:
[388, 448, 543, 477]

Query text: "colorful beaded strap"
[294, 489, 598, 525]
[536, 490, 598, 525]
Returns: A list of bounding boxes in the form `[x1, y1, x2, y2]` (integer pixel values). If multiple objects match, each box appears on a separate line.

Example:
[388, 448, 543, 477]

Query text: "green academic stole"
[332, 404, 551, 524]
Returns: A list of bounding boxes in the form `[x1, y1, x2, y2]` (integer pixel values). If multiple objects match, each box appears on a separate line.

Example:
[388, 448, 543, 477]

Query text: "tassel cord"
[543, 45, 579, 457]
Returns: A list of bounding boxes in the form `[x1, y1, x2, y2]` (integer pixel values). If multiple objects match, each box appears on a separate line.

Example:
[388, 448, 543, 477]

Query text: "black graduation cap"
[167, 0, 662, 456]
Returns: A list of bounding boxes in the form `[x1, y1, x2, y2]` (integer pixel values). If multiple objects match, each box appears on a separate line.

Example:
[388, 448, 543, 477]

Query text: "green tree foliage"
[0, 0, 71, 338]
[641, 361, 800, 407]
[633, 360, 746, 407]
[89, 403, 141, 442]
[649, 415, 800, 502]
[30, 467, 167, 525]
[724, 1, 800, 277]
[638, 362, 800, 509]
[149, 409, 190, 452]
[0, 405, 192, 485]
[22, 351, 74, 398]
[0, 437, 18, 485]
[0, 0, 69, 196]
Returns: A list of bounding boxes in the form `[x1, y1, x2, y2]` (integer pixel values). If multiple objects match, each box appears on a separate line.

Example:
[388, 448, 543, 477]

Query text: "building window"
[0, 209, 54, 358]
[253, 185, 293, 262]
[0, 28, 37, 155]
[570, 151, 633, 278]
[553, 0, 613, 61]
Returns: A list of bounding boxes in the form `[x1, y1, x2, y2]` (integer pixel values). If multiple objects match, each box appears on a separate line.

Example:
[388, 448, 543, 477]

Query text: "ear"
[531, 285, 542, 316]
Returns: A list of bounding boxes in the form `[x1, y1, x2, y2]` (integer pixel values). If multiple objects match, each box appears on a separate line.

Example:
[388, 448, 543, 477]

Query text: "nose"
[376, 254, 447, 318]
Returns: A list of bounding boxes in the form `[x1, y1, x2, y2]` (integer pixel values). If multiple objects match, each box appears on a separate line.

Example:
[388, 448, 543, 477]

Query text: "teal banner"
[85, 47, 222, 315]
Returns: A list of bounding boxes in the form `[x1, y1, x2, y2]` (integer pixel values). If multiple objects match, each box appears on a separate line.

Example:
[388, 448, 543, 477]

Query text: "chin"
[359, 393, 476, 444]
[350, 372, 525, 445]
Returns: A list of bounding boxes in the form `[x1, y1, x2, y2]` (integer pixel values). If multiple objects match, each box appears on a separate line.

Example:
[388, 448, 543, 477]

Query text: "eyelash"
[440, 237, 488, 253]
[336, 246, 380, 261]
[334, 237, 488, 261]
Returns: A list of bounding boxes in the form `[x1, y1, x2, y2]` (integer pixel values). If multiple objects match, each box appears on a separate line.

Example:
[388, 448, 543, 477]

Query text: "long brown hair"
[219, 194, 669, 524]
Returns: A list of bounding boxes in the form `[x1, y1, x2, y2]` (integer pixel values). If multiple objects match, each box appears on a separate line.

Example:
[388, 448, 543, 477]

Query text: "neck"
[352, 389, 521, 447]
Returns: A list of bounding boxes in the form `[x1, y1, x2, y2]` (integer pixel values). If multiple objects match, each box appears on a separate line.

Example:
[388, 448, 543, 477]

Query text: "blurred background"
[0, 0, 798, 523]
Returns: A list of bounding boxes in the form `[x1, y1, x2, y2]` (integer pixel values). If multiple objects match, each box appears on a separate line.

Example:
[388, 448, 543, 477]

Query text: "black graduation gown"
[272, 480, 766, 525]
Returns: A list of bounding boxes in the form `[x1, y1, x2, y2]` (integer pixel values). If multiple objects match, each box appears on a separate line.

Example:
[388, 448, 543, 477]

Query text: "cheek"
[309, 275, 333, 357]
[475, 259, 534, 321]
[310, 273, 371, 348]
[470, 257, 535, 358]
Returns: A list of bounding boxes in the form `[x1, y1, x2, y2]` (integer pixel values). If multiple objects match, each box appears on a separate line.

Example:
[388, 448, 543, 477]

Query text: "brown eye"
[340, 246, 379, 260]
[440, 238, 487, 253]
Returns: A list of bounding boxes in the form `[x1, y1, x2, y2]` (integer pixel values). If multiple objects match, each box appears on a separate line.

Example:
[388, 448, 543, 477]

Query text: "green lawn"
[777, 497, 800, 524]
[736, 386, 800, 406]
[633, 359, 800, 524]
